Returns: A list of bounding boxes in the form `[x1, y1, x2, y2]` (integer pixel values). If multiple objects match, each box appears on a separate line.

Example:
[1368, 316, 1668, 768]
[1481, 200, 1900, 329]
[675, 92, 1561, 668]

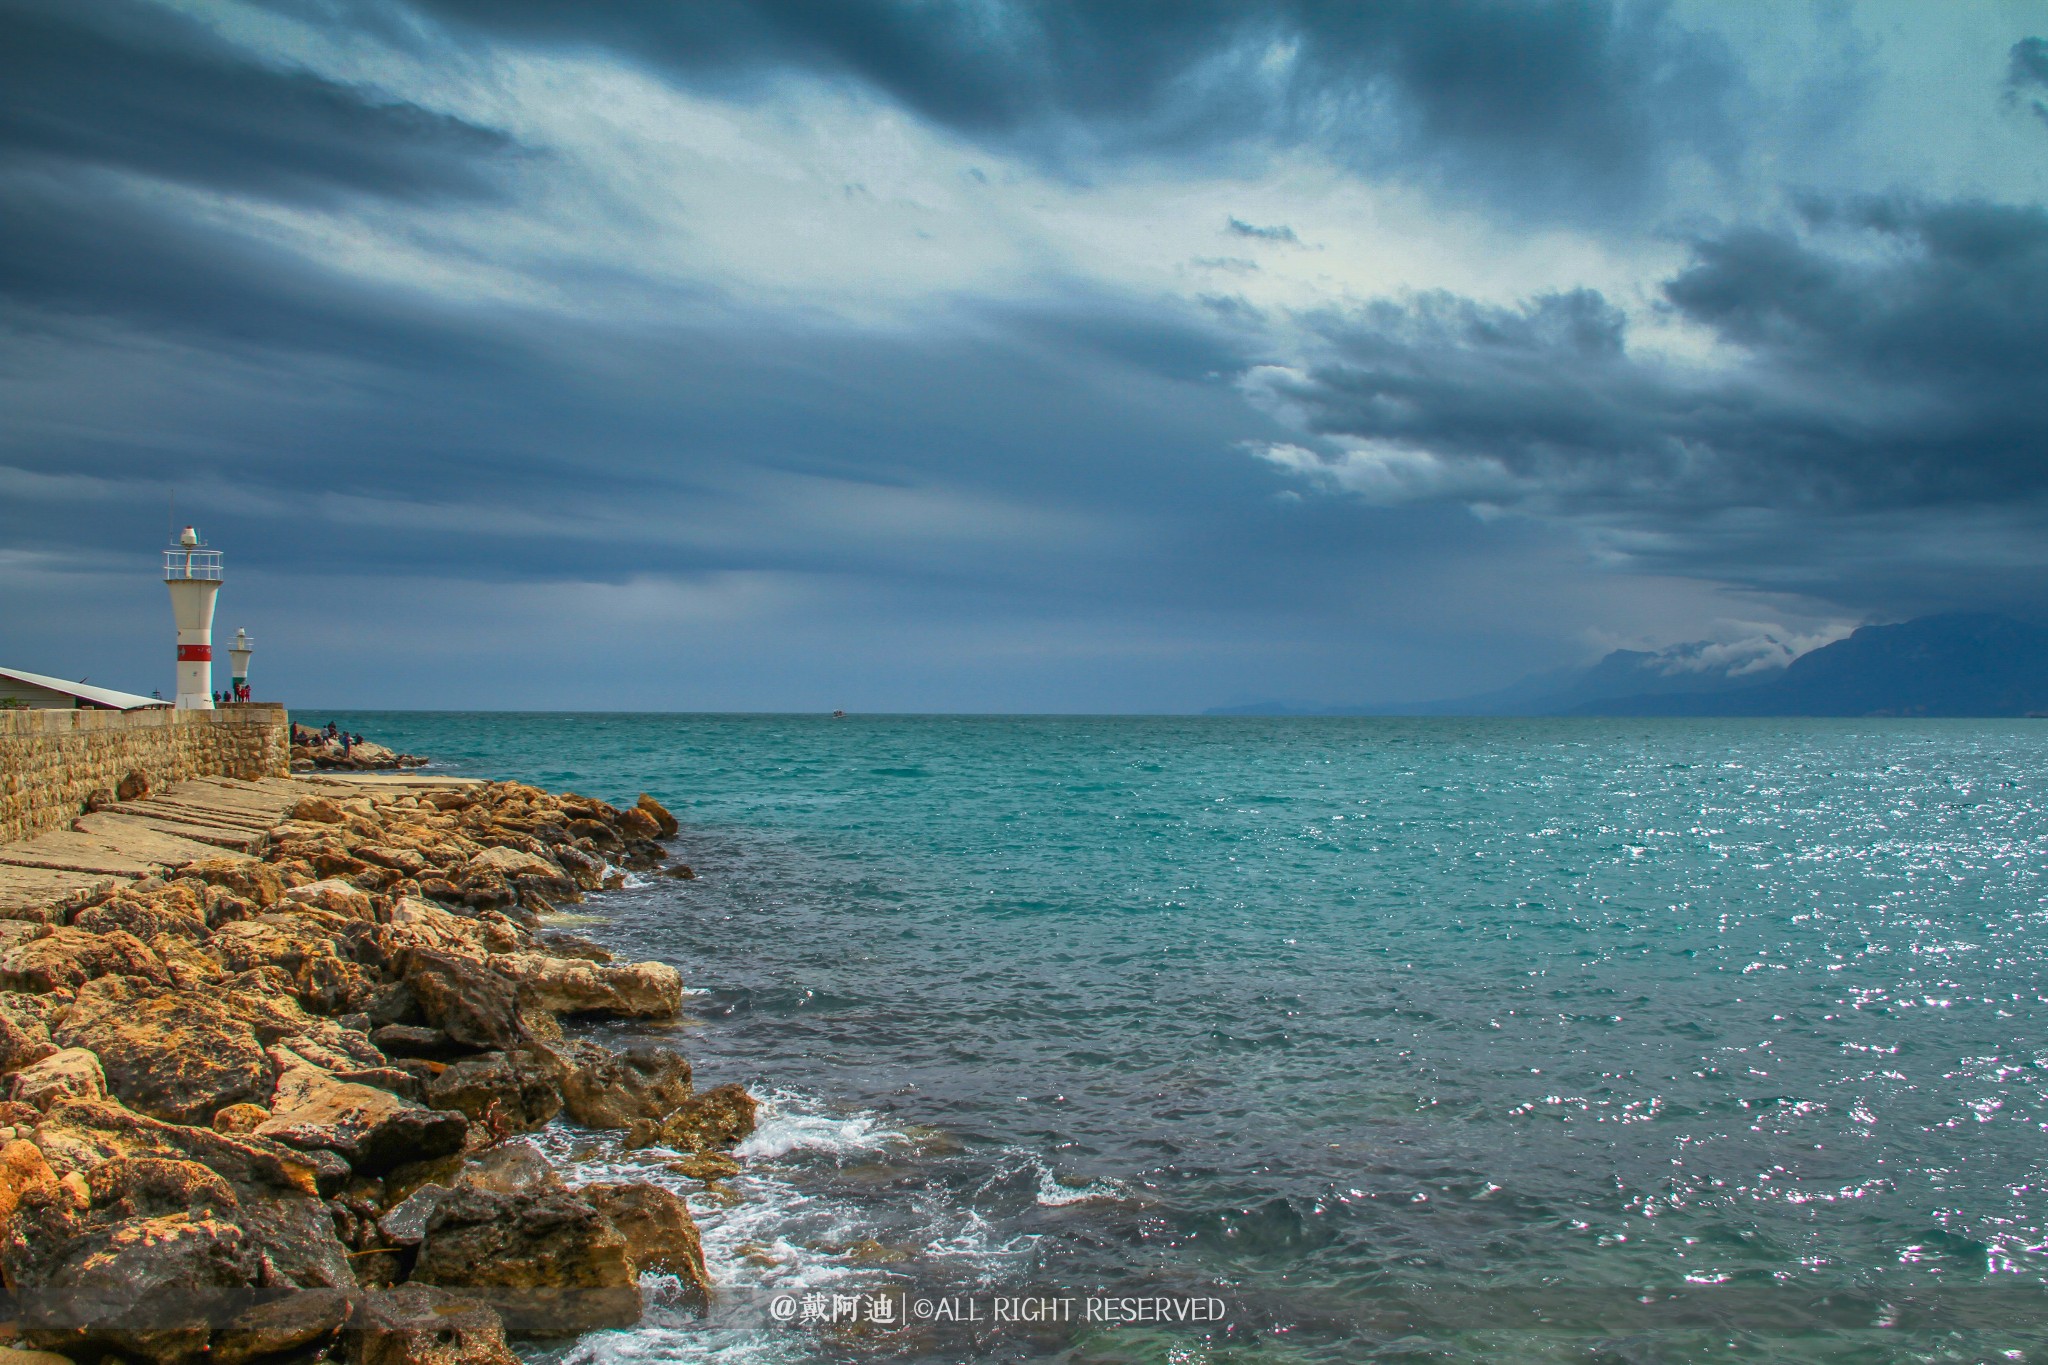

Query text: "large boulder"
[411, 1184, 640, 1334]
[174, 858, 286, 909]
[10, 1049, 106, 1110]
[0, 928, 168, 993]
[211, 1288, 351, 1365]
[556, 1041, 691, 1130]
[30, 1098, 325, 1197]
[487, 953, 682, 1018]
[53, 979, 273, 1124]
[203, 915, 381, 1016]
[256, 1048, 467, 1176]
[71, 896, 207, 943]
[583, 1181, 710, 1307]
[345, 1286, 518, 1365]
[0, 1007, 57, 1075]
[634, 794, 680, 837]
[402, 951, 527, 1052]
[420, 1049, 564, 1136]
[623, 1084, 758, 1154]
[0, 1137, 58, 1223]
[3, 1156, 260, 1364]
[615, 806, 662, 841]
[281, 878, 376, 920]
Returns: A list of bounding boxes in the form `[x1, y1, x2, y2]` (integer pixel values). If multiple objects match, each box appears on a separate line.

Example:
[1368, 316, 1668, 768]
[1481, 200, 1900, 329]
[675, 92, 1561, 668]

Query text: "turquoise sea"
[318, 714, 2048, 1362]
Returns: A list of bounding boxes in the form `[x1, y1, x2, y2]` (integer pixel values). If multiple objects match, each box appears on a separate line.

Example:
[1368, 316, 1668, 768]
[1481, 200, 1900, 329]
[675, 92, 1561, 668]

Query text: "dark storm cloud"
[0, 0, 513, 204]
[1253, 196, 2048, 608]
[394, 0, 1743, 220]
[2008, 37, 2048, 127]
[1227, 218, 1299, 243]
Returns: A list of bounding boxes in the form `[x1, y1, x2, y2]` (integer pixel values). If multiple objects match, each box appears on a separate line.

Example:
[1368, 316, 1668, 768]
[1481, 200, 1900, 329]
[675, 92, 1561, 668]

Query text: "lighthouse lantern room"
[164, 526, 223, 710]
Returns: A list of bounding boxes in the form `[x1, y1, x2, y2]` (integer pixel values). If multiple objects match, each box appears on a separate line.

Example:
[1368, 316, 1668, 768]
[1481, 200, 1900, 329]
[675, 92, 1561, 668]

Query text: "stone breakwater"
[0, 709, 290, 845]
[0, 778, 754, 1365]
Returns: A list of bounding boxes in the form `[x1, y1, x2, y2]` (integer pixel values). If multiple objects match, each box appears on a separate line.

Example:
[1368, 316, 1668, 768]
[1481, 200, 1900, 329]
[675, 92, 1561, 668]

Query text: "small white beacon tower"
[229, 628, 254, 697]
[164, 526, 223, 710]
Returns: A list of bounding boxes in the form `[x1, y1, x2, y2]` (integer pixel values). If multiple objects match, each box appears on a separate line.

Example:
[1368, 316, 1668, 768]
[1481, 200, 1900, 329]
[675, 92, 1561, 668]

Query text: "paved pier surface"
[0, 772, 478, 914]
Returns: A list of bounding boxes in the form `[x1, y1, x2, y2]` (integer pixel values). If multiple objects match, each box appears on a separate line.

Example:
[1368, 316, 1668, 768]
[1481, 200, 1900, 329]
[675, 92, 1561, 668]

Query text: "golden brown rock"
[555, 1042, 691, 1130]
[411, 1184, 640, 1334]
[256, 1047, 466, 1175]
[582, 1181, 710, 1306]
[486, 953, 683, 1019]
[0, 1137, 58, 1224]
[633, 794, 680, 837]
[0, 928, 168, 994]
[345, 1285, 517, 1365]
[211, 1103, 269, 1135]
[53, 980, 272, 1124]
[10, 1049, 107, 1110]
[621, 1084, 758, 1154]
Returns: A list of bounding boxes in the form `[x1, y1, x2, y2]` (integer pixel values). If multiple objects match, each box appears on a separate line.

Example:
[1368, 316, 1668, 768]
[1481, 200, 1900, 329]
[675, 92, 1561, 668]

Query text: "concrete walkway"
[0, 772, 479, 915]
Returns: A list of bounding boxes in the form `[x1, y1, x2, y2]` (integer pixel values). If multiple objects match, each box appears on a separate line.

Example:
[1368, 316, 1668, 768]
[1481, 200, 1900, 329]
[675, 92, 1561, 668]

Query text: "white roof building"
[0, 667, 170, 711]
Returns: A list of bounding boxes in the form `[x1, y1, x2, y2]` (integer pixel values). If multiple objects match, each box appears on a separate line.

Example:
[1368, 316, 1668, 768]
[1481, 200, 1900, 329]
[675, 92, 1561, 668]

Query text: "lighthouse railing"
[163, 549, 224, 582]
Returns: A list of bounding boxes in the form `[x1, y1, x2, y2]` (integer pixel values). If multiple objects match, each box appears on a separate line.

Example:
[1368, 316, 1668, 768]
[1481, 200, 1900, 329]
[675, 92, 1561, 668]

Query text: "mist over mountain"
[1211, 615, 2048, 718]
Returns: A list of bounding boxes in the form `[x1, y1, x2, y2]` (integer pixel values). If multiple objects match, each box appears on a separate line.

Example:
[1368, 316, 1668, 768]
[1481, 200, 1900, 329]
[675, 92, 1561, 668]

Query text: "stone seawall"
[0, 705, 290, 843]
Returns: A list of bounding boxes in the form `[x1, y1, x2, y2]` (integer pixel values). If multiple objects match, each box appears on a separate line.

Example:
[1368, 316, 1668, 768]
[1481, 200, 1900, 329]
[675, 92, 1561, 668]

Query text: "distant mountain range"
[1208, 614, 2048, 718]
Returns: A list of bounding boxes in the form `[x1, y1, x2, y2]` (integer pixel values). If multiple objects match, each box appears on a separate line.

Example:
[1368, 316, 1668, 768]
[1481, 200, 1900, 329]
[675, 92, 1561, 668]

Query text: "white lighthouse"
[229, 628, 254, 700]
[164, 527, 223, 710]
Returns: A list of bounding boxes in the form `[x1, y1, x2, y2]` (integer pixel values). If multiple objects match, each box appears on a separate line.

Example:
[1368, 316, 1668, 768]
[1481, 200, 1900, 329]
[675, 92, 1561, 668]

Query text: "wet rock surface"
[0, 782, 746, 1362]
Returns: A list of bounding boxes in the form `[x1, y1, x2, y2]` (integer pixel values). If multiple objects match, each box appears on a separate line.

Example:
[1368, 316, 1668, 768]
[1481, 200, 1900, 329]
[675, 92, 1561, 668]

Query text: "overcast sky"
[5, 0, 2047, 711]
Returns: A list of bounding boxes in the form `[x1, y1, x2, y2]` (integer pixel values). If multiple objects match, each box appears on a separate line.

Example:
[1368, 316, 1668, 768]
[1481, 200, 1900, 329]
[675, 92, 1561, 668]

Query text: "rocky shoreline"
[0, 776, 750, 1364]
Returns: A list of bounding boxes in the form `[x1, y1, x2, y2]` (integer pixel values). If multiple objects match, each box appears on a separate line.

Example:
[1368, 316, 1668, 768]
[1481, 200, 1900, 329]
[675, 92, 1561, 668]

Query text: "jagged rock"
[552, 846, 606, 891]
[211, 1288, 351, 1365]
[403, 951, 527, 1052]
[4, 1154, 257, 1365]
[282, 878, 376, 920]
[31, 1098, 324, 1196]
[175, 859, 286, 909]
[0, 928, 168, 993]
[615, 806, 662, 841]
[412, 1184, 640, 1334]
[556, 1041, 691, 1130]
[0, 1137, 58, 1222]
[467, 846, 562, 884]
[204, 915, 381, 1016]
[345, 1285, 518, 1365]
[487, 953, 682, 1018]
[452, 1140, 561, 1196]
[212, 1103, 269, 1135]
[53, 979, 272, 1124]
[357, 845, 430, 879]
[72, 896, 208, 943]
[621, 1083, 758, 1154]
[0, 1008, 57, 1074]
[256, 1047, 467, 1176]
[376, 1182, 451, 1245]
[370, 1024, 472, 1061]
[583, 1182, 710, 1305]
[379, 899, 488, 958]
[151, 934, 228, 990]
[289, 796, 349, 824]
[420, 1049, 563, 1136]
[634, 793, 680, 837]
[563, 818, 617, 847]
[11, 1049, 107, 1110]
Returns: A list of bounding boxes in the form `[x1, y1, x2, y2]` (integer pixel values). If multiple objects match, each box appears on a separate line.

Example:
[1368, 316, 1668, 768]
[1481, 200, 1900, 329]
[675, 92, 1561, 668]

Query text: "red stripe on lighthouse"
[178, 645, 212, 661]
